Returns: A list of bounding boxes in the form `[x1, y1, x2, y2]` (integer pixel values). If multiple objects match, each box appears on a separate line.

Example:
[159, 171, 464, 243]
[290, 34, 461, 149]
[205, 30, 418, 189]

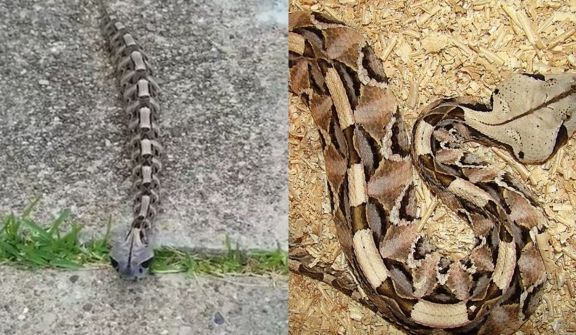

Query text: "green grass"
[0, 200, 287, 276]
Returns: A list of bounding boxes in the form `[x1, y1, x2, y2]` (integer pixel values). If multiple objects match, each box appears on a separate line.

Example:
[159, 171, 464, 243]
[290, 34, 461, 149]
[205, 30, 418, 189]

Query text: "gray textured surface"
[0, 267, 288, 335]
[0, 1, 288, 333]
[0, 0, 288, 251]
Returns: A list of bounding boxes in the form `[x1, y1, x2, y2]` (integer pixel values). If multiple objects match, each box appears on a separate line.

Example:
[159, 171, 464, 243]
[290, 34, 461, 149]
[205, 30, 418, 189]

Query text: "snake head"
[477, 73, 576, 164]
[110, 227, 154, 280]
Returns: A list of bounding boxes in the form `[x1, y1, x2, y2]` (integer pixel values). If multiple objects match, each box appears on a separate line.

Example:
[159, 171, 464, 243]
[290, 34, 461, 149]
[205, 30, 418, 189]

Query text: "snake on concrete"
[100, 3, 162, 279]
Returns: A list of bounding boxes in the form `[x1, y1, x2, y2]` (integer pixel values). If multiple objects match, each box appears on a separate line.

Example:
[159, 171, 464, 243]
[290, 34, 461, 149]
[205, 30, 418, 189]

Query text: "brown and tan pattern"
[289, 4, 576, 334]
[101, 4, 162, 279]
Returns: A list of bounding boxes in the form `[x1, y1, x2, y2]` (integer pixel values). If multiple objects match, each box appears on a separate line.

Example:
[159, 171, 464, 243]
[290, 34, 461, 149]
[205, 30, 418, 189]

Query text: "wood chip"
[516, 10, 546, 49]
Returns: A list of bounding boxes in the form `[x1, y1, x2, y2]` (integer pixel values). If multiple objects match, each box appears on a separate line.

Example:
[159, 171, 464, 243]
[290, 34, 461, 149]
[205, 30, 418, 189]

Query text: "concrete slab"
[0, 267, 288, 335]
[0, 0, 288, 251]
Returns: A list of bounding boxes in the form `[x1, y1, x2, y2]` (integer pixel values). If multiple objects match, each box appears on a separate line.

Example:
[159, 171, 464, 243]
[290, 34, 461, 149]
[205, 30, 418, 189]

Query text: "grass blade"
[0, 240, 21, 259]
[50, 258, 83, 269]
[47, 210, 70, 237]
[20, 218, 53, 242]
[1, 200, 288, 275]
[21, 197, 41, 219]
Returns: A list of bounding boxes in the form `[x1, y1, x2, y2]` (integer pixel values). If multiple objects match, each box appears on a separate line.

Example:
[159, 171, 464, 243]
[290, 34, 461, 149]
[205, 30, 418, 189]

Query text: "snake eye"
[110, 257, 119, 270]
[141, 257, 154, 269]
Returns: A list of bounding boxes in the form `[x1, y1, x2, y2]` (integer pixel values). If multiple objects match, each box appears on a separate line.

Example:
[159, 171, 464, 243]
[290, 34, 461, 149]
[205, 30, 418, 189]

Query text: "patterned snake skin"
[100, 3, 162, 279]
[289, 10, 576, 334]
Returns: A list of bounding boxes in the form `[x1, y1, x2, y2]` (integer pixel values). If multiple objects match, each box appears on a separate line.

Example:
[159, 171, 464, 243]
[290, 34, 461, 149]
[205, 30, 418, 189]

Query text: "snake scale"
[100, 4, 162, 279]
[289, 11, 576, 334]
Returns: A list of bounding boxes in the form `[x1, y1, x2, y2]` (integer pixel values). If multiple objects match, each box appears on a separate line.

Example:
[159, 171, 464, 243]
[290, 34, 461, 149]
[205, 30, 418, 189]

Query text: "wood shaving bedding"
[288, 0, 576, 334]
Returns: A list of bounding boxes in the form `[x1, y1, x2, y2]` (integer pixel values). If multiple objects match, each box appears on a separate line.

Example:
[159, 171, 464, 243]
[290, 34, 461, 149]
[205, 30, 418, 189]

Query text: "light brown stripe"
[413, 120, 434, 156]
[492, 240, 516, 291]
[137, 195, 151, 218]
[447, 178, 492, 208]
[137, 79, 151, 98]
[141, 166, 152, 184]
[288, 32, 306, 55]
[353, 228, 389, 289]
[140, 139, 152, 157]
[411, 301, 470, 328]
[348, 164, 367, 207]
[138, 107, 152, 130]
[113, 21, 125, 30]
[131, 51, 147, 72]
[122, 34, 136, 47]
[325, 67, 354, 129]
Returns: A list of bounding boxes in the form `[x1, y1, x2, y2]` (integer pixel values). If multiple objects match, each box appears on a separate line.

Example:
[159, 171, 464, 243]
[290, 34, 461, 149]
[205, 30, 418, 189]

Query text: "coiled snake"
[100, 5, 162, 279]
[289, 11, 576, 334]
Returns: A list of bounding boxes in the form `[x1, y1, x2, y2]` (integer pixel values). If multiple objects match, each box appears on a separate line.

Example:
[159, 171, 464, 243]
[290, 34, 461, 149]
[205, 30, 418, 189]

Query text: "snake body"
[101, 6, 162, 279]
[289, 11, 576, 334]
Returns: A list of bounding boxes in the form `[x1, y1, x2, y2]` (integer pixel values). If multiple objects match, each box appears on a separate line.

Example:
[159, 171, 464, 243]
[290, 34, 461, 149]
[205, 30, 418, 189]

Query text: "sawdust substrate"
[288, 0, 576, 334]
